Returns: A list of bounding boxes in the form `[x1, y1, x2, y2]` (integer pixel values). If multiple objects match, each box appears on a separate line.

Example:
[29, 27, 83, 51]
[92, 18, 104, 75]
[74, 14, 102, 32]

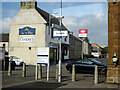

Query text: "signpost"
[36, 47, 49, 81]
[79, 29, 87, 38]
[79, 29, 88, 59]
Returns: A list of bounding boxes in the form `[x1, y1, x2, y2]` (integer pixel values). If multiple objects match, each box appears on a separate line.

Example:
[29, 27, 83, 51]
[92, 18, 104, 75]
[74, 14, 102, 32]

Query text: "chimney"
[21, 1, 37, 9]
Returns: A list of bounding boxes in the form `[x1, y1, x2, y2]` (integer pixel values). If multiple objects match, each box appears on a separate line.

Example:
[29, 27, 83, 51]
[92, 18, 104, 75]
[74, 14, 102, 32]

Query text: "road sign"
[79, 29, 87, 38]
[53, 31, 68, 38]
[36, 47, 50, 81]
[37, 47, 49, 65]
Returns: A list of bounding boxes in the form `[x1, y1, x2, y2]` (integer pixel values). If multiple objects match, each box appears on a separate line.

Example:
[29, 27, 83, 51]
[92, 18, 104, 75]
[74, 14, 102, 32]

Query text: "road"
[2, 58, 120, 89]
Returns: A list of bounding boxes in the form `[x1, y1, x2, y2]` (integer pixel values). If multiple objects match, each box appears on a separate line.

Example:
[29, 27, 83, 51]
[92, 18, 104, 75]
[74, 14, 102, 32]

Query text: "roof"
[0, 34, 9, 42]
[69, 33, 82, 42]
[92, 43, 102, 48]
[36, 8, 68, 31]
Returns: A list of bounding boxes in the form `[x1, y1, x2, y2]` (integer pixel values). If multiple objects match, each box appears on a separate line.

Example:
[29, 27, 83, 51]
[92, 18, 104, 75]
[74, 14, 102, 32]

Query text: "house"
[9, 1, 69, 65]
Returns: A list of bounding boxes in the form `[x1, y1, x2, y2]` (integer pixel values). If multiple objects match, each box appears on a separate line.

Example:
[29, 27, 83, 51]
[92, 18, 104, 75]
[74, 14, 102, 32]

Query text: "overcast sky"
[1, 1, 108, 46]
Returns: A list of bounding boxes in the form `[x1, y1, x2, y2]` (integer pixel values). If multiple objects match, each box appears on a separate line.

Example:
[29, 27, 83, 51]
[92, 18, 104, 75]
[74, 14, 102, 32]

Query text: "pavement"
[1, 58, 120, 90]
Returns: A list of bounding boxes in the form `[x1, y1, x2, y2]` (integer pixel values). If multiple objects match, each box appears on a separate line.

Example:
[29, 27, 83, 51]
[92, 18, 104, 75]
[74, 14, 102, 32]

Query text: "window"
[64, 47, 67, 56]
[64, 38, 67, 42]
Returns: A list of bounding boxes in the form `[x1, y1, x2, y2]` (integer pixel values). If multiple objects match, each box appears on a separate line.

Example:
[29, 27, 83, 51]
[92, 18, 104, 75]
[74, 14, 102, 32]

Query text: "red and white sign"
[79, 29, 87, 38]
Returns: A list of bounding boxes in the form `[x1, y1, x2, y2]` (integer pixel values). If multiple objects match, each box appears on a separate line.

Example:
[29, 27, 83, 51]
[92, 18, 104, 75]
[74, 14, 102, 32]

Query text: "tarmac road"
[2, 58, 120, 89]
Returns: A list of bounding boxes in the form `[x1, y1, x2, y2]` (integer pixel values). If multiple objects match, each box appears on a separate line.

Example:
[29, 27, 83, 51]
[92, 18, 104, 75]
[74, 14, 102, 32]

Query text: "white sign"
[91, 52, 99, 57]
[20, 37, 35, 42]
[53, 31, 68, 38]
[79, 29, 87, 38]
[0, 47, 5, 60]
[37, 47, 49, 65]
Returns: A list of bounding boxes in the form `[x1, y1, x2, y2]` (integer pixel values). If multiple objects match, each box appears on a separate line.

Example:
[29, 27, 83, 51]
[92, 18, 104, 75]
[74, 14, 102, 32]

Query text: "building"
[9, 1, 69, 65]
[91, 43, 103, 57]
[0, 34, 9, 52]
[69, 33, 82, 60]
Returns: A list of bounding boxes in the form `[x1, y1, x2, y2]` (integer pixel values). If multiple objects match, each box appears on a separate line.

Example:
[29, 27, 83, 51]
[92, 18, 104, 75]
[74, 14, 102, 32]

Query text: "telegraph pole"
[58, 0, 62, 82]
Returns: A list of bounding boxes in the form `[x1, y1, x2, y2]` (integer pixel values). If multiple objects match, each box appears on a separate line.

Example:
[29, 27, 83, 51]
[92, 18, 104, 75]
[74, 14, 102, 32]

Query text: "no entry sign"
[79, 29, 87, 38]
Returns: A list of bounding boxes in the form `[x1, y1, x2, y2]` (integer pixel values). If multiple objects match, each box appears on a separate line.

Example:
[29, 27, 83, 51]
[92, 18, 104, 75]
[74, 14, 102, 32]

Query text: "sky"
[1, 1, 108, 46]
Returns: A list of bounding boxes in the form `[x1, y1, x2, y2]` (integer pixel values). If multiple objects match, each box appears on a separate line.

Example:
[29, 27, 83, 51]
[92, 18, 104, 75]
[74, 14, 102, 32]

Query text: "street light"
[58, 0, 62, 82]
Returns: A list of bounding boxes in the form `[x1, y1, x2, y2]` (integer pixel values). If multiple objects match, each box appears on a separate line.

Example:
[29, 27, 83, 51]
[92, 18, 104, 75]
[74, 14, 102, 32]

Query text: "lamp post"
[58, 0, 62, 82]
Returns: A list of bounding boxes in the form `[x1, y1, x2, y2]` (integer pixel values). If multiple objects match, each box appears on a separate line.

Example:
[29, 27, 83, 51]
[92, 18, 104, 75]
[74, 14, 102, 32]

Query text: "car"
[9, 56, 24, 66]
[66, 58, 107, 74]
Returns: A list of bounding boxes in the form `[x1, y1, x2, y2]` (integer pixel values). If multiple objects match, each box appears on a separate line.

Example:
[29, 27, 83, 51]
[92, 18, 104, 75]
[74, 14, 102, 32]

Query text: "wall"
[69, 34, 82, 60]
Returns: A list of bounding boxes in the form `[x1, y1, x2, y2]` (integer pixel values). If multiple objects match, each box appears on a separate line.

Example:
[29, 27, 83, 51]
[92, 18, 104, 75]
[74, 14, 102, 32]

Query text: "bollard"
[22, 63, 26, 77]
[38, 64, 42, 79]
[8, 62, 12, 75]
[94, 65, 98, 84]
[56, 64, 58, 80]
[72, 65, 76, 81]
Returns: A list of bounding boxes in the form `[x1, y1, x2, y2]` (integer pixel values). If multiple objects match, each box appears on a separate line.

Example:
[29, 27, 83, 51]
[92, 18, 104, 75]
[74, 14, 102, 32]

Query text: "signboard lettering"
[37, 47, 49, 65]
[20, 37, 35, 42]
[53, 31, 68, 38]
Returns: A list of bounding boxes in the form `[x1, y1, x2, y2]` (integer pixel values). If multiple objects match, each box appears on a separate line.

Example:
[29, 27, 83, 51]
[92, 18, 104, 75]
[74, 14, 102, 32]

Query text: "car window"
[81, 59, 93, 64]
[12, 56, 19, 59]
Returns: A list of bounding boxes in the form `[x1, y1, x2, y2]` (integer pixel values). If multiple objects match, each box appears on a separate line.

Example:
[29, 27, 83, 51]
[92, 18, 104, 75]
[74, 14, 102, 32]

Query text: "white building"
[9, 1, 69, 65]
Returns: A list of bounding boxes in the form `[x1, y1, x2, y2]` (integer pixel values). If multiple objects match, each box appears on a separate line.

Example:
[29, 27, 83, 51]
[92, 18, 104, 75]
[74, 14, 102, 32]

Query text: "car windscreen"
[88, 59, 101, 64]
[12, 56, 19, 59]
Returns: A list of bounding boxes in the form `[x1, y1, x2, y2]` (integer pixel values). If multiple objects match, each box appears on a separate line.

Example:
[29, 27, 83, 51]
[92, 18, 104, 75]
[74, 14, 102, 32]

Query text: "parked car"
[9, 56, 24, 66]
[66, 59, 107, 74]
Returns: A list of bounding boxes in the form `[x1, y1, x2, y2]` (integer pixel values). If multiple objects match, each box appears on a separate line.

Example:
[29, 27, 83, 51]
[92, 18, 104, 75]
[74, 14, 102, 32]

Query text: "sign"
[19, 27, 35, 35]
[53, 31, 68, 38]
[20, 37, 35, 42]
[37, 47, 49, 65]
[0, 47, 5, 60]
[79, 29, 87, 38]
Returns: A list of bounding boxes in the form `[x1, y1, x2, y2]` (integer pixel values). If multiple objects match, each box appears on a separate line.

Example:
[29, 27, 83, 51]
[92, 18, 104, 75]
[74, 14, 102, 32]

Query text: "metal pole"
[47, 63, 50, 81]
[82, 40, 84, 59]
[58, 0, 62, 82]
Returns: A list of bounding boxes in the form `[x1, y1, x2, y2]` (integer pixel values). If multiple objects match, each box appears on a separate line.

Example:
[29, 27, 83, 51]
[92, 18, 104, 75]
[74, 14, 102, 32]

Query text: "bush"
[85, 54, 94, 58]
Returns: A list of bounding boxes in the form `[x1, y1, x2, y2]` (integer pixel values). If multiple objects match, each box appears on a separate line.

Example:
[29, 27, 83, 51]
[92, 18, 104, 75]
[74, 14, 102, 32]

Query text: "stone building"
[69, 33, 82, 60]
